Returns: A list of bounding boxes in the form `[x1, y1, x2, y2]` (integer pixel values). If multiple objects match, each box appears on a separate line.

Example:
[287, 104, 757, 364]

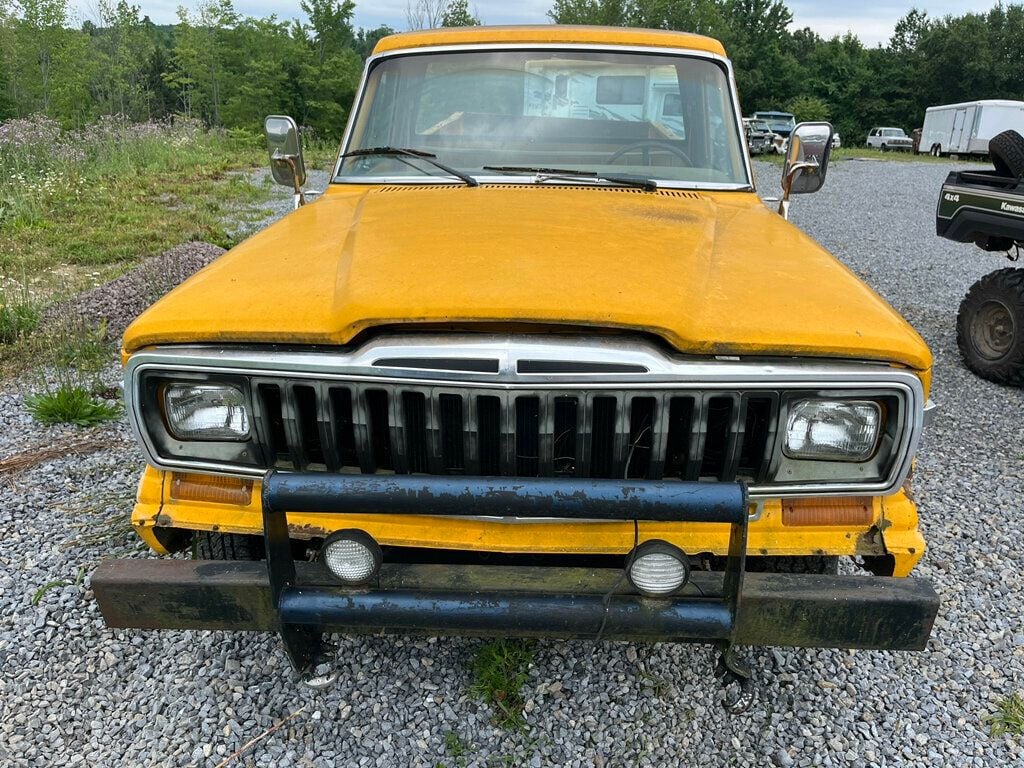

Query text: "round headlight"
[627, 540, 690, 597]
[321, 530, 381, 585]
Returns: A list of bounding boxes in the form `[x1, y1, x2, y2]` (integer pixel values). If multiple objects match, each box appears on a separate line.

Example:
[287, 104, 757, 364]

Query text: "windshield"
[882, 128, 907, 137]
[339, 49, 748, 187]
[749, 120, 771, 132]
[753, 112, 795, 132]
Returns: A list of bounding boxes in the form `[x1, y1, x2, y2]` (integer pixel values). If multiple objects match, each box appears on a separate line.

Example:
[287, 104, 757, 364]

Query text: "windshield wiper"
[340, 147, 479, 187]
[483, 165, 657, 191]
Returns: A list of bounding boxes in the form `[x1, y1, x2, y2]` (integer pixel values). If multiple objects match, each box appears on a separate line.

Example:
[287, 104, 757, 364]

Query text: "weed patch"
[63, 492, 135, 548]
[49, 319, 115, 375]
[0, 278, 41, 344]
[31, 567, 86, 605]
[470, 639, 535, 730]
[987, 693, 1024, 737]
[440, 731, 469, 767]
[26, 384, 121, 426]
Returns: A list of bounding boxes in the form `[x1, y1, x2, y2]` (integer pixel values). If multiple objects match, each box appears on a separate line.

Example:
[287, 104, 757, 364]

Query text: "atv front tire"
[957, 268, 1024, 385]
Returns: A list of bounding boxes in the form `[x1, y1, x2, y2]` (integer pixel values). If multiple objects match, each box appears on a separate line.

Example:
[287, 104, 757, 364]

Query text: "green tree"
[92, 0, 155, 119]
[786, 94, 830, 122]
[721, 0, 798, 113]
[296, 0, 360, 136]
[629, 0, 725, 36]
[547, 0, 629, 25]
[441, 0, 479, 26]
[8, 0, 93, 121]
[354, 24, 395, 58]
[167, 0, 239, 124]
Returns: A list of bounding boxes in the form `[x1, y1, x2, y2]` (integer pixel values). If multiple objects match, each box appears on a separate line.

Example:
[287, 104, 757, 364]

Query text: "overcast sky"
[70, 0, 995, 48]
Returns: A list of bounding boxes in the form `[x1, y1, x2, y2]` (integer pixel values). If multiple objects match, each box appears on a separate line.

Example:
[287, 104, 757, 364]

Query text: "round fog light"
[321, 530, 382, 585]
[627, 540, 690, 597]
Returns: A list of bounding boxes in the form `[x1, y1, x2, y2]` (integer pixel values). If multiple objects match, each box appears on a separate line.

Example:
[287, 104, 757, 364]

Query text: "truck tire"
[746, 555, 839, 575]
[193, 531, 264, 560]
[990, 130, 1024, 179]
[957, 268, 1024, 385]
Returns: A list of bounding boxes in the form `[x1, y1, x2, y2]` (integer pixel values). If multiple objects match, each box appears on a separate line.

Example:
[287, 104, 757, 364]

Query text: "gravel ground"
[3, 159, 1024, 767]
[40, 243, 227, 339]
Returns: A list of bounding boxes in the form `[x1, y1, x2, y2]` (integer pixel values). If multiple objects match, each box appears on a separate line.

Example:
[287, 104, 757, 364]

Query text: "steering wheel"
[607, 140, 693, 166]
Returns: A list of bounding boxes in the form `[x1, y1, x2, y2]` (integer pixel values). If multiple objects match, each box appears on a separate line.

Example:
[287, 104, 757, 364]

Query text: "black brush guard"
[94, 472, 938, 710]
[260, 473, 750, 682]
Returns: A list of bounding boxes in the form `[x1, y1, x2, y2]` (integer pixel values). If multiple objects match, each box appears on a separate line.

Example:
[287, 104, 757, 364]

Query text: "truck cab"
[95, 26, 938, 705]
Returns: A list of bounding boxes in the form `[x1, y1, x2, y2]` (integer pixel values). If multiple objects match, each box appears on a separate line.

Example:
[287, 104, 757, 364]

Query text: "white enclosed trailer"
[919, 99, 1024, 156]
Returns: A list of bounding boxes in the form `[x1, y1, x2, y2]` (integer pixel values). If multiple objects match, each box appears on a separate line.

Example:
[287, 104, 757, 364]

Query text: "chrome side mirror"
[264, 115, 307, 208]
[778, 121, 834, 218]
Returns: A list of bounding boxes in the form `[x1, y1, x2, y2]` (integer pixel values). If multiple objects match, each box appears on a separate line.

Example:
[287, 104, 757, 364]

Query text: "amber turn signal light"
[169, 472, 253, 505]
[781, 497, 873, 527]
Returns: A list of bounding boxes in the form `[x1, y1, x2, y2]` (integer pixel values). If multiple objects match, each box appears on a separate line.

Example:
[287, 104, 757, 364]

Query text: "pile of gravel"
[41, 242, 226, 340]
[3, 158, 1024, 767]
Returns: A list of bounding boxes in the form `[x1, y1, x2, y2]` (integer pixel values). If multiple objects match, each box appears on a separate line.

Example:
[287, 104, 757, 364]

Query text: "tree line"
[551, 0, 1024, 143]
[1, 0, 1022, 144]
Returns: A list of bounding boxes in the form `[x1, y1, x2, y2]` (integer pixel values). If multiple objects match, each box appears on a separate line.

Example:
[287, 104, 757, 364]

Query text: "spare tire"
[990, 130, 1024, 179]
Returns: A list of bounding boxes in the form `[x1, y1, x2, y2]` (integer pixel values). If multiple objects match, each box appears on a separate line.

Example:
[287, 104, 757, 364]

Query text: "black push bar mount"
[261, 471, 754, 708]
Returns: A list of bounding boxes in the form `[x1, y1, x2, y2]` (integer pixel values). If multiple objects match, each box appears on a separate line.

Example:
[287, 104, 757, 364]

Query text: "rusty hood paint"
[122, 184, 931, 371]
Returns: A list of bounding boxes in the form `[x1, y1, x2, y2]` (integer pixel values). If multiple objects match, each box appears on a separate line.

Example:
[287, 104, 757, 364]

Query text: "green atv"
[937, 129, 1024, 384]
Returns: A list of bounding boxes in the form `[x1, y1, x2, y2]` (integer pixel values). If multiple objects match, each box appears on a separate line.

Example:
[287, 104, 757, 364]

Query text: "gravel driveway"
[3, 159, 1024, 767]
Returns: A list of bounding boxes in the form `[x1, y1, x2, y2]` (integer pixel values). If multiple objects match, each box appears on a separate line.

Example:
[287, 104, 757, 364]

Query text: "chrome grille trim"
[124, 335, 926, 498]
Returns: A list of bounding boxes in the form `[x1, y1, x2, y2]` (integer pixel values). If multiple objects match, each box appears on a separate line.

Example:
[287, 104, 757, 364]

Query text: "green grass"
[0, 296, 40, 344]
[0, 120, 305, 310]
[0, 277, 42, 344]
[439, 731, 469, 767]
[987, 693, 1024, 737]
[25, 384, 122, 426]
[0, 120, 339, 341]
[1, 144, 263, 275]
[0, 119, 345, 375]
[470, 639, 535, 730]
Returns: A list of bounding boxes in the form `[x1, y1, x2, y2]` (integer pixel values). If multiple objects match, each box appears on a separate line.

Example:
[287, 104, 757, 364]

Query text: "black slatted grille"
[252, 383, 779, 483]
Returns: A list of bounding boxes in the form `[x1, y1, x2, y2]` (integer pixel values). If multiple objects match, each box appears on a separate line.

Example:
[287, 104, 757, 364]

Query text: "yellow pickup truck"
[94, 25, 938, 708]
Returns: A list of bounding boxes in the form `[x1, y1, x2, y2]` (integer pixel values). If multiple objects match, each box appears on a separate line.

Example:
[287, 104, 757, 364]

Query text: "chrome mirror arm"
[777, 159, 820, 220]
[273, 152, 307, 209]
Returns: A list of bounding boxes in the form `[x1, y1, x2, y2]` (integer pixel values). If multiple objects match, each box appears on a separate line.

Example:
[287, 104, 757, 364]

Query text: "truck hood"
[123, 184, 931, 371]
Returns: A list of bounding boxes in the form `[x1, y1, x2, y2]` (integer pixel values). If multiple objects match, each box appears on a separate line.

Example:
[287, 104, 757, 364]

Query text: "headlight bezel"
[138, 370, 265, 470]
[769, 391, 906, 489]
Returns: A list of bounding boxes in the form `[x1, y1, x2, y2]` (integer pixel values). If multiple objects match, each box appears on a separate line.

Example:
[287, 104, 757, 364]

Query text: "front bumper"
[94, 473, 937, 675]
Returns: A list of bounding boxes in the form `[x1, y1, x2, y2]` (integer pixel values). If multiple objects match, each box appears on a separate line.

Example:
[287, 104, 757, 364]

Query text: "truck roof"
[372, 25, 727, 57]
[925, 99, 1024, 112]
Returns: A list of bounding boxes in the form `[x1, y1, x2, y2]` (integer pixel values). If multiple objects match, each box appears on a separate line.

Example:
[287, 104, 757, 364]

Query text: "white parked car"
[866, 127, 913, 151]
[832, 132, 841, 149]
